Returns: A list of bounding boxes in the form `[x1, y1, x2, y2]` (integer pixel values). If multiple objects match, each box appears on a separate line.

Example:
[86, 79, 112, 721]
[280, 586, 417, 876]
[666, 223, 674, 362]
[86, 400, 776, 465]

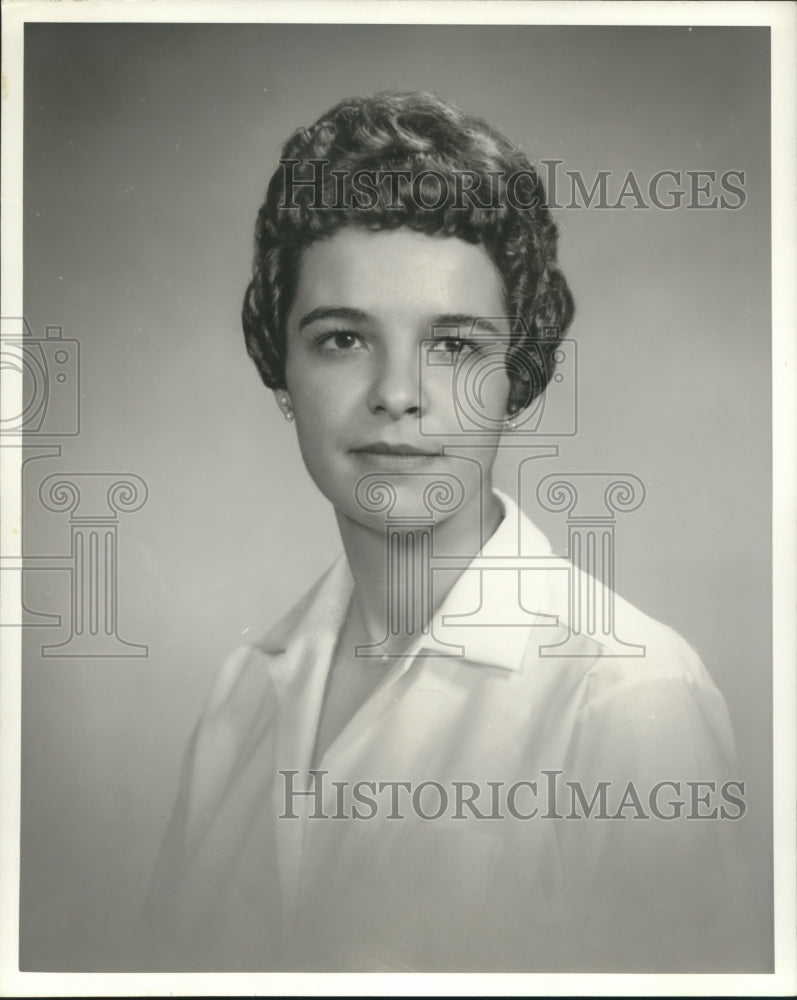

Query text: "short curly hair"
[242, 91, 574, 414]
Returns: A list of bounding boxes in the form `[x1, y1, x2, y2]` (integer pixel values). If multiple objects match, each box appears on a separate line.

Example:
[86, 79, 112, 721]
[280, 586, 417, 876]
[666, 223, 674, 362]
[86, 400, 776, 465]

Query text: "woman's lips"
[350, 443, 443, 466]
[352, 442, 440, 456]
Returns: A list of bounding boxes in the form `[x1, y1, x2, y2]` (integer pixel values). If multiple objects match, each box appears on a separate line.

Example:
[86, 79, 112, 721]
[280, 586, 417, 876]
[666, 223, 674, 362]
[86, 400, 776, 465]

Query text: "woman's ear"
[504, 372, 533, 430]
[504, 368, 539, 430]
[274, 390, 295, 422]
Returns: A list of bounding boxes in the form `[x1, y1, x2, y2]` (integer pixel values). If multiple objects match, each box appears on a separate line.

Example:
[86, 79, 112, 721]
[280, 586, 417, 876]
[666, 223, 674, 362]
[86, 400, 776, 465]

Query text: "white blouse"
[147, 490, 749, 972]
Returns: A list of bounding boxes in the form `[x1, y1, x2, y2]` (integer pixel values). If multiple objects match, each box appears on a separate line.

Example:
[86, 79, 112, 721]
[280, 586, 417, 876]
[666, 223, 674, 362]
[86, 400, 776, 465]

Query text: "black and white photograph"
[1, 0, 794, 994]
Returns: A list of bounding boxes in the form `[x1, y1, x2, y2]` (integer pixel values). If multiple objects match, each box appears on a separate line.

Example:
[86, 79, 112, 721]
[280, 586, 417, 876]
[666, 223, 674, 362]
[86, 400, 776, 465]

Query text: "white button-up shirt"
[148, 490, 747, 972]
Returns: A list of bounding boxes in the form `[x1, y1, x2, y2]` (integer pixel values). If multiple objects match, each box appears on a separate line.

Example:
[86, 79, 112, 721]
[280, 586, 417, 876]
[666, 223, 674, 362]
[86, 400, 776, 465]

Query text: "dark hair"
[242, 91, 574, 413]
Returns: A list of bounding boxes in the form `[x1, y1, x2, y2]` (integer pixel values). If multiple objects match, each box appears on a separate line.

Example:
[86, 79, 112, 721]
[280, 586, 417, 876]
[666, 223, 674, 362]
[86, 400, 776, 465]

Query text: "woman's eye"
[316, 330, 364, 353]
[429, 337, 476, 357]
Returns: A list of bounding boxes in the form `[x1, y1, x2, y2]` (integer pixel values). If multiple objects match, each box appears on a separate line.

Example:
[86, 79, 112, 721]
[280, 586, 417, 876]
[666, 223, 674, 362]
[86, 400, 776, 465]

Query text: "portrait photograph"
[0, 1, 794, 995]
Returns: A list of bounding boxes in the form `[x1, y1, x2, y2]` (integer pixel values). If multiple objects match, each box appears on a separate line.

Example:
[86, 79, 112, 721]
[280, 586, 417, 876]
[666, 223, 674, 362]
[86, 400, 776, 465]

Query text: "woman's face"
[282, 228, 513, 530]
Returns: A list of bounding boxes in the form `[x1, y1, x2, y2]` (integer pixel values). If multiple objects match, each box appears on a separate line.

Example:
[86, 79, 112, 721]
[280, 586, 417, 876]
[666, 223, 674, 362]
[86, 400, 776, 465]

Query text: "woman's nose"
[366, 346, 423, 419]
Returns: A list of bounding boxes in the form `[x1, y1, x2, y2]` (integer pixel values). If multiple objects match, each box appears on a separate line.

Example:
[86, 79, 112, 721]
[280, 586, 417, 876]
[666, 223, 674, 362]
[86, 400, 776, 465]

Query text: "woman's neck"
[334, 484, 504, 647]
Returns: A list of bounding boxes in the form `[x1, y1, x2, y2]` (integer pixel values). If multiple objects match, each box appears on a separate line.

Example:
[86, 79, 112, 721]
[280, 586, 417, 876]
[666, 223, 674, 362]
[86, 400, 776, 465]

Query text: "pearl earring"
[279, 393, 294, 422]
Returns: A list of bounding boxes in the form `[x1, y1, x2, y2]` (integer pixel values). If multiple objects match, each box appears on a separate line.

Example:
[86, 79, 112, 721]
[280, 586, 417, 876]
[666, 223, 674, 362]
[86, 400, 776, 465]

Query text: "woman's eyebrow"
[297, 307, 502, 336]
[298, 306, 371, 331]
[430, 314, 501, 336]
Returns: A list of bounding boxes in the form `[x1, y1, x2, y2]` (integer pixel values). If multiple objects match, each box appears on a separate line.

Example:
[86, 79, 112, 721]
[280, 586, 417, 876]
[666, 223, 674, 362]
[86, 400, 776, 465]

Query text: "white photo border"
[1, 1, 794, 996]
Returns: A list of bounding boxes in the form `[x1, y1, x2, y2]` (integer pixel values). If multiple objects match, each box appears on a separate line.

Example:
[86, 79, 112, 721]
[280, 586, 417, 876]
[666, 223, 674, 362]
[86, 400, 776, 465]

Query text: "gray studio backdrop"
[19, 23, 771, 969]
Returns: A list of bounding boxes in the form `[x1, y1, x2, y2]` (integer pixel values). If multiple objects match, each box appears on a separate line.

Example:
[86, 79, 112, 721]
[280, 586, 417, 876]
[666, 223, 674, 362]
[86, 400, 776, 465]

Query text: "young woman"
[147, 92, 747, 973]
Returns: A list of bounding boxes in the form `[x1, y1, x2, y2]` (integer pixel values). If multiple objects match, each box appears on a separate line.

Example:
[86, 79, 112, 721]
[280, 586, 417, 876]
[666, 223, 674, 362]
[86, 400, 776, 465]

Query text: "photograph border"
[1, 1, 794, 995]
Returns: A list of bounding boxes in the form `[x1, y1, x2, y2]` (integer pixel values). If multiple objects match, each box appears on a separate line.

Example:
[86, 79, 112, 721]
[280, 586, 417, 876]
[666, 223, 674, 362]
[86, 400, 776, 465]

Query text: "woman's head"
[242, 91, 574, 415]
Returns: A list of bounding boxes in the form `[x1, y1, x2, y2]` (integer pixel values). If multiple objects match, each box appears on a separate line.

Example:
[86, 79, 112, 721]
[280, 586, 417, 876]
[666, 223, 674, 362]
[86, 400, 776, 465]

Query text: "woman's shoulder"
[199, 554, 350, 715]
[254, 556, 345, 653]
[253, 553, 352, 653]
[530, 552, 716, 686]
[517, 557, 736, 768]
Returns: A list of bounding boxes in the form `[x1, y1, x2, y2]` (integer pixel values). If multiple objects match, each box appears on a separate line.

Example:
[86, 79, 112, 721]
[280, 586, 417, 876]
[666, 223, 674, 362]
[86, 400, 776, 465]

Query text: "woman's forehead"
[291, 228, 508, 323]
